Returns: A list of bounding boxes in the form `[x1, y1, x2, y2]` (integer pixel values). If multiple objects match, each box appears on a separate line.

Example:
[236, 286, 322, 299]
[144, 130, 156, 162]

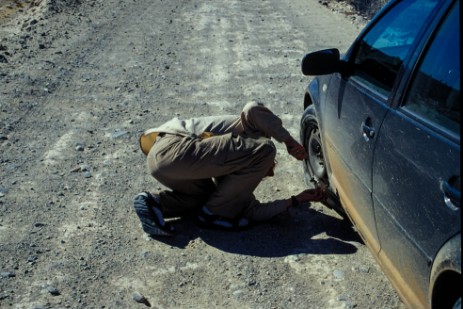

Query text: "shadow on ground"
[152, 205, 363, 257]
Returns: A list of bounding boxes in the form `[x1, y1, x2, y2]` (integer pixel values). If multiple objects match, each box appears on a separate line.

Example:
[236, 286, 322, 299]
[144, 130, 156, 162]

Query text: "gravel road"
[0, 0, 405, 308]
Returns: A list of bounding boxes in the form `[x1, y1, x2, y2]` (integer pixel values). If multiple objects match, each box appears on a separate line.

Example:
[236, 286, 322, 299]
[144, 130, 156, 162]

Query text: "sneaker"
[133, 192, 175, 236]
[196, 206, 251, 231]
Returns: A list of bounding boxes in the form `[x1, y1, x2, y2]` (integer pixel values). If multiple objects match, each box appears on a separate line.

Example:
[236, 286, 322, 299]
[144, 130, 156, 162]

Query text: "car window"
[402, 1, 460, 136]
[352, 0, 439, 96]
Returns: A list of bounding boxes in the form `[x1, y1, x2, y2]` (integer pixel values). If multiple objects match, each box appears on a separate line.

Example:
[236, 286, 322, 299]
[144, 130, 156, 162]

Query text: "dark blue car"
[299, 0, 460, 308]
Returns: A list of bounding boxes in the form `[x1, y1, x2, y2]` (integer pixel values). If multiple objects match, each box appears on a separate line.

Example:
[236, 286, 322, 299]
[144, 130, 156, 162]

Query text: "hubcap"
[308, 127, 325, 179]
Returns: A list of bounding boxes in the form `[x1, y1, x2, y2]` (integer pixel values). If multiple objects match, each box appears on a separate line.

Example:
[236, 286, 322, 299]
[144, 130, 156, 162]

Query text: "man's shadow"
[153, 204, 363, 257]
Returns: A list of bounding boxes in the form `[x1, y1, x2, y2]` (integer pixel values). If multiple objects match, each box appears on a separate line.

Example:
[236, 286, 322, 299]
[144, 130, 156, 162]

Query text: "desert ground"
[0, 0, 405, 308]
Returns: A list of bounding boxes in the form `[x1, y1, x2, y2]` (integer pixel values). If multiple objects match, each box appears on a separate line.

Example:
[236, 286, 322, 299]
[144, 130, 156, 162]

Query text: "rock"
[132, 291, 151, 306]
[0, 271, 16, 278]
[333, 270, 345, 279]
[338, 294, 349, 301]
[110, 130, 129, 139]
[47, 286, 60, 296]
[27, 255, 38, 264]
[232, 290, 244, 298]
[359, 266, 370, 273]
[0, 55, 8, 63]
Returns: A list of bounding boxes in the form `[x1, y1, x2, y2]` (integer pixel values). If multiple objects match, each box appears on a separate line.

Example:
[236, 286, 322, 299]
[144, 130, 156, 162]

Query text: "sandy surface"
[0, 0, 405, 308]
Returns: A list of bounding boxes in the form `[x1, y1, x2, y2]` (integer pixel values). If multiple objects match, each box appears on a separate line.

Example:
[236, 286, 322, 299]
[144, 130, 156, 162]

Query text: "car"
[299, 0, 460, 308]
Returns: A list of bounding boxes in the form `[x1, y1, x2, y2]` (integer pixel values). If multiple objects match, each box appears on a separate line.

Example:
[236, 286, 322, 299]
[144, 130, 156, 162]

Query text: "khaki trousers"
[147, 132, 276, 219]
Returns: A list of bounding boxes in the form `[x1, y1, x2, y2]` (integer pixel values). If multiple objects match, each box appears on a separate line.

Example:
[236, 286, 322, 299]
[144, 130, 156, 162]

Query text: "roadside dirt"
[0, 0, 405, 308]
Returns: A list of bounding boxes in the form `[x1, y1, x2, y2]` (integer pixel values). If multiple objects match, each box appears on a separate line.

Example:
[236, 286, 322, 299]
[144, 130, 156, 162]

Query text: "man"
[134, 101, 324, 236]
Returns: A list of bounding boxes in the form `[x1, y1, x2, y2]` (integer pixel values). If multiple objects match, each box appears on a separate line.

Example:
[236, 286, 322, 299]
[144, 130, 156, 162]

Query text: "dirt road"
[0, 0, 405, 308]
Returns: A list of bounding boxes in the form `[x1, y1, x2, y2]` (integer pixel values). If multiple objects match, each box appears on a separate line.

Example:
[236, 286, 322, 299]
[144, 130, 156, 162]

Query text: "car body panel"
[373, 107, 461, 304]
[321, 73, 391, 253]
[300, 0, 461, 307]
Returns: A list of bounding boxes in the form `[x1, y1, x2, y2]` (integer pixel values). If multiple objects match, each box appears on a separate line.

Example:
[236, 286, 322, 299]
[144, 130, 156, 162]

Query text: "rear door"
[372, 1, 460, 304]
[322, 0, 440, 253]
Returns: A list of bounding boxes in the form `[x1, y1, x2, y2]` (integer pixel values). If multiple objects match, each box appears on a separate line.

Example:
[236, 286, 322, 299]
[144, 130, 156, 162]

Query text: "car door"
[372, 1, 460, 305]
[322, 0, 440, 253]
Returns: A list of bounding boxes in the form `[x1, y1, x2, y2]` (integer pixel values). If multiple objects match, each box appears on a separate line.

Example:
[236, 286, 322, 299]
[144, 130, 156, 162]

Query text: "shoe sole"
[133, 193, 174, 237]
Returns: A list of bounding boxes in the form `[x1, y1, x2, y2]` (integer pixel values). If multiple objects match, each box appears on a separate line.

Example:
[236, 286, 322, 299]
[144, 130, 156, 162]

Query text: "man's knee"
[255, 140, 276, 165]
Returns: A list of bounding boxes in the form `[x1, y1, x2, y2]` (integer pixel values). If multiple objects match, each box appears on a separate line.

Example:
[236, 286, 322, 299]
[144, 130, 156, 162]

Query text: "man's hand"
[284, 137, 307, 160]
[293, 188, 325, 205]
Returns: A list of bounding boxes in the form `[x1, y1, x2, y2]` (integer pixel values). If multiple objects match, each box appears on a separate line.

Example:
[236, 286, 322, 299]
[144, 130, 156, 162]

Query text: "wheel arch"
[429, 233, 461, 309]
[303, 78, 319, 111]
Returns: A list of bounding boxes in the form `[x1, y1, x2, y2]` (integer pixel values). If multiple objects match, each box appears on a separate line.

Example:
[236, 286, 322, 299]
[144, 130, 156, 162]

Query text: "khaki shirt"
[140, 102, 291, 155]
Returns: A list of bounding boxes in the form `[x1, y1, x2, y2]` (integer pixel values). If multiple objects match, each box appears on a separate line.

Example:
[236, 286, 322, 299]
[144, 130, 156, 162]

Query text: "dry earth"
[1, 0, 406, 308]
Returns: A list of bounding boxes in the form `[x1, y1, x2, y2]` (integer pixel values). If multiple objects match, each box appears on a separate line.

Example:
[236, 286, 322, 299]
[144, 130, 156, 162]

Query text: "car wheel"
[301, 108, 327, 187]
[307, 124, 326, 181]
[301, 107, 346, 218]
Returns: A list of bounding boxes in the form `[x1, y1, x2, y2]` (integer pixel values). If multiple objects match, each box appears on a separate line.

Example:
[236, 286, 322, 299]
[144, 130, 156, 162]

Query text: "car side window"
[352, 0, 439, 96]
[402, 2, 460, 135]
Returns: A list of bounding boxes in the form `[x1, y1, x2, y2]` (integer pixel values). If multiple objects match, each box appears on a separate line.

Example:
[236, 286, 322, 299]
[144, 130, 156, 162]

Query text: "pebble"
[27, 255, 38, 264]
[359, 266, 370, 273]
[110, 130, 129, 139]
[132, 291, 150, 306]
[352, 265, 370, 273]
[284, 255, 300, 263]
[232, 290, 244, 298]
[47, 286, 60, 296]
[338, 294, 349, 301]
[80, 164, 90, 171]
[0, 271, 16, 278]
[333, 269, 345, 279]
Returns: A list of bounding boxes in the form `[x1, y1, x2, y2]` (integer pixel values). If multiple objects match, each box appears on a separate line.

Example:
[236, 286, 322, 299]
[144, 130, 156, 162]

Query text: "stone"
[333, 270, 345, 279]
[132, 292, 150, 306]
[47, 286, 60, 296]
[110, 130, 129, 139]
[0, 271, 15, 278]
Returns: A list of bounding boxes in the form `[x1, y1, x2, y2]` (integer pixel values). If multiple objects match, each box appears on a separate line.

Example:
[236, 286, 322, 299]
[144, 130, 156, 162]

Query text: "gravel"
[0, 0, 404, 308]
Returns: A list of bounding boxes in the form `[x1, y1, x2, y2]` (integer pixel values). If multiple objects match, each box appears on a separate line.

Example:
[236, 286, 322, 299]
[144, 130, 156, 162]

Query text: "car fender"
[301, 78, 322, 144]
[429, 233, 461, 308]
[303, 78, 320, 111]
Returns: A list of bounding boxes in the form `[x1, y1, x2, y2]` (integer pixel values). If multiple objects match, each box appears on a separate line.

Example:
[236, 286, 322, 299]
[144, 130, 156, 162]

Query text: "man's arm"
[243, 188, 325, 222]
[241, 101, 307, 160]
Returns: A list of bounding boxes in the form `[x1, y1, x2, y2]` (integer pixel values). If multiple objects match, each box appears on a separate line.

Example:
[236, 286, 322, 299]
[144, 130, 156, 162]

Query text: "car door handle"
[440, 180, 461, 211]
[361, 122, 375, 142]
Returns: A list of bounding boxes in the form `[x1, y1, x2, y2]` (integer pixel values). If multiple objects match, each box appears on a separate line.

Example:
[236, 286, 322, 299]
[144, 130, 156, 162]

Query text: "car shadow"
[152, 205, 363, 257]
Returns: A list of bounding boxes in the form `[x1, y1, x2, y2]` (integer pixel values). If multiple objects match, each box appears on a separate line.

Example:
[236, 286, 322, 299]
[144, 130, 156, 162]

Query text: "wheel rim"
[307, 126, 325, 179]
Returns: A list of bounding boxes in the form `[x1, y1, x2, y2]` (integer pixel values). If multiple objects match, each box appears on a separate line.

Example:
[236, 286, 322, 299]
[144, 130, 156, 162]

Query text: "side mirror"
[301, 48, 343, 76]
